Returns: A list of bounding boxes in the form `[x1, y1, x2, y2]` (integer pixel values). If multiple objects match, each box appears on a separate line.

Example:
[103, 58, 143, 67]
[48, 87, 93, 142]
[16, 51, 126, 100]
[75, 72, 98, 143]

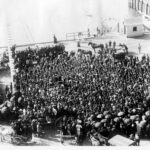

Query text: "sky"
[0, 0, 128, 46]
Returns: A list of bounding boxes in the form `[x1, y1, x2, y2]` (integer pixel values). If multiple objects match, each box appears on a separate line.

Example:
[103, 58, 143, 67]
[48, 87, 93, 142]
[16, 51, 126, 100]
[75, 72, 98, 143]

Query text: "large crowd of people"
[1, 41, 150, 145]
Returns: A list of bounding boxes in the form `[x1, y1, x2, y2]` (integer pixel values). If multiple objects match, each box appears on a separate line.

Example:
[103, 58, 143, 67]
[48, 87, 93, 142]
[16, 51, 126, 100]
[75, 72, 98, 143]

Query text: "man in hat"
[138, 43, 141, 54]
[53, 34, 58, 44]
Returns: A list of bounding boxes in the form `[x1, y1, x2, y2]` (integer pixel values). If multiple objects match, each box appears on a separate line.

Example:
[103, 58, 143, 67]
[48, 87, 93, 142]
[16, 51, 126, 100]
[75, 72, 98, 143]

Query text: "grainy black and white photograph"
[0, 0, 150, 147]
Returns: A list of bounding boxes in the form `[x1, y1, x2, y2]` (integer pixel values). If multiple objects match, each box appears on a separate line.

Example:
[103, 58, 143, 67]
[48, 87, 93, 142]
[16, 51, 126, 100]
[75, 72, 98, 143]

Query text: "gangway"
[66, 31, 89, 40]
[66, 31, 97, 40]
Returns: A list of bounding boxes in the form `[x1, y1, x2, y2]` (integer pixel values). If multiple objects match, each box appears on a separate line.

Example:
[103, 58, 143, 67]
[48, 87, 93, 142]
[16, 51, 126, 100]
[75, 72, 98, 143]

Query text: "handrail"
[66, 31, 90, 40]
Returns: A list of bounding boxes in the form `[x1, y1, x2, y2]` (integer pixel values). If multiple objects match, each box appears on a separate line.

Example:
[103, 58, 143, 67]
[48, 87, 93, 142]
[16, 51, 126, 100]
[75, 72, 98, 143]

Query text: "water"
[0, 0, 128, 46]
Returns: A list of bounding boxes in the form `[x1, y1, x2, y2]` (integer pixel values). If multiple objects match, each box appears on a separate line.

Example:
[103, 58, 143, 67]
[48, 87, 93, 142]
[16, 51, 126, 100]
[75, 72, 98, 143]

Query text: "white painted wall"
[126, 24, 144, 37]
